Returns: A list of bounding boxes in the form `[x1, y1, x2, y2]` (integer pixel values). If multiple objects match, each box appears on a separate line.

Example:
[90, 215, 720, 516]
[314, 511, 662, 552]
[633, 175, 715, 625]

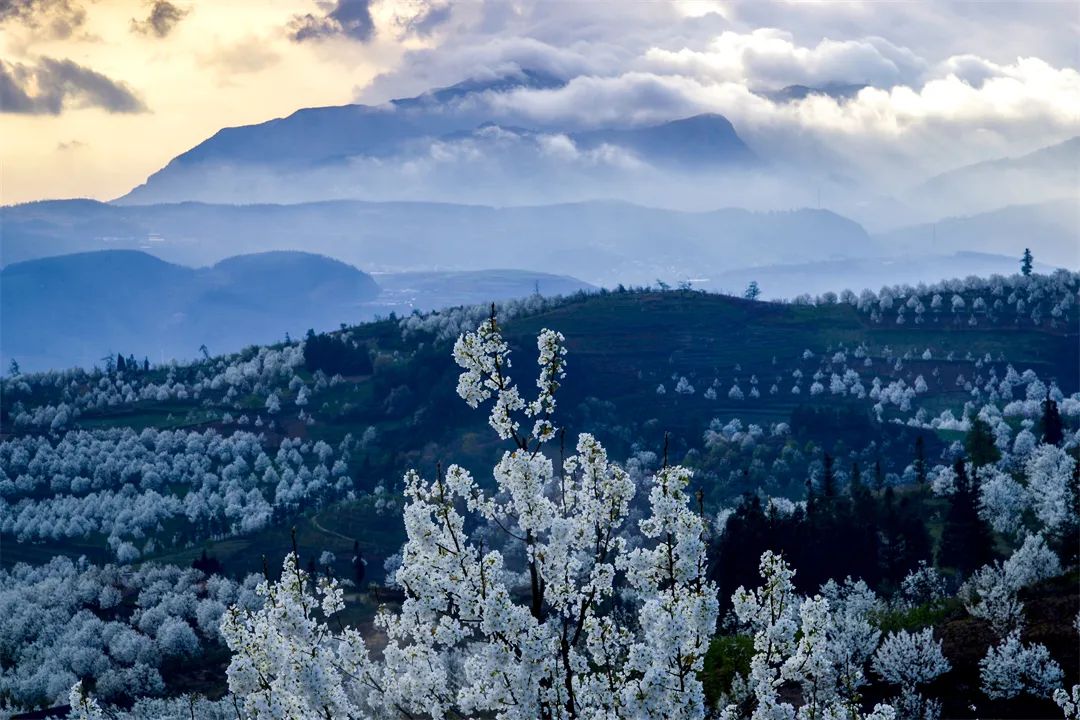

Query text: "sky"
[1, 0, 1078, 204]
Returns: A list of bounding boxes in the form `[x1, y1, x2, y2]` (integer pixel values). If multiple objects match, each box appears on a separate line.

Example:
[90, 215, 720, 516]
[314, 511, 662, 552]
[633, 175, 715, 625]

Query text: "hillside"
[0, 199, 874, 285]
[4, 278, 1076, 571]
[3, 274, 1077, 718]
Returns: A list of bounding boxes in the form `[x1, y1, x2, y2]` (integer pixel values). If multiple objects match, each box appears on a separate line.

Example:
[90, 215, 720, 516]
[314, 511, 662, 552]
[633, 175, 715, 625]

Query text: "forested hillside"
[1, 270, 1077, 719]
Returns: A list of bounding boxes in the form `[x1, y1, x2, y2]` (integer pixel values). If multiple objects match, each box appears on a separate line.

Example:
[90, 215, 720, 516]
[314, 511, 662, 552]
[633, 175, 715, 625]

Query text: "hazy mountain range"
[907, 137, 1080, 219]
[0, 199, 874, 285]
[1, 250, 592, 371]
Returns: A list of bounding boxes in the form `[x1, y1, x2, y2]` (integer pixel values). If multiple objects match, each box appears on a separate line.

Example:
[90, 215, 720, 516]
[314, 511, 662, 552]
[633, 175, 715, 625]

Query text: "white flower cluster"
[724, 551, 897, 720]
[6, 342, 308, 430]
[961, 533, 1061, 636]
[0, 556, 259, 709]
[852, 271, 1078, 329]
[979, 630, 1063, 700]
[0, 428, 353, 559]
[221, 319, 718, 719]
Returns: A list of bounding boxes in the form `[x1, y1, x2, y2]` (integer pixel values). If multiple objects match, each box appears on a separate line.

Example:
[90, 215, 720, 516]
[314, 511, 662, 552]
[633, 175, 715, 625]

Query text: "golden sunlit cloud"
[1, 0, 413, 203]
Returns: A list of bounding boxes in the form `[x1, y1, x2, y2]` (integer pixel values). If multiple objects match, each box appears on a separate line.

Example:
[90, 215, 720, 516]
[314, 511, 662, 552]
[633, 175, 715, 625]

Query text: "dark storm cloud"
[0, 0, 86, 39]
[0, 57, 146, 114]
[131, 0, 189, 38]
[288, 0, 374, 43]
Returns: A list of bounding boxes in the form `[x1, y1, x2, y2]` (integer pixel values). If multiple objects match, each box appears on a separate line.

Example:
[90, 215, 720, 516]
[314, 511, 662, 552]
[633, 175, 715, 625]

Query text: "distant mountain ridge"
[877, 199, 1079, 269]
[0, 198, 873, 286]
[0, 250, 594, 371]
[1, 250, 379, 370]
[115, 71, 757, 205]
[906, 136, 1080, 220]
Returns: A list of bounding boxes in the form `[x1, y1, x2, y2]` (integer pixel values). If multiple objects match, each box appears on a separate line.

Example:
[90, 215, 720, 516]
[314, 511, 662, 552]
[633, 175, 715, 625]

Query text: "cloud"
[717, 0, 1080, 71]
[644, 29, 927, 90]
[288, 0, 374, 43]
[349, 0, 1077, 186]
[198, 36, 281, 78]
[404, 2, 452, 37]
[0, 57, 146, 114]
[0, 0, 86, 39]
[131, 1, 189, 38]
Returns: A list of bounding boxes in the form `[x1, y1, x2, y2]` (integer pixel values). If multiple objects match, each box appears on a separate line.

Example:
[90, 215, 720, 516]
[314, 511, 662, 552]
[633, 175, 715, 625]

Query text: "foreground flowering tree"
[722, 551, 897, 720]
[220, 313, 719, 719]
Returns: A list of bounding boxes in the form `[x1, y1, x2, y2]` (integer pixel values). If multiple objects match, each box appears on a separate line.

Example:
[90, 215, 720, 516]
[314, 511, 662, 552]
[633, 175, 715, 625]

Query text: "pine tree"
[744, 281, 761, 300]
[965, 416, 1001, 468]
[914, 435, 927, 485]
[873, 459, 885, 492]
[1021, 248, 1034, 276]
[7, 359, 19, 377]
[820, 453, 837, 504]
[938, 459, 995, 576]
[850, 463, 875, 519]
[1040, 394, 1064, 446]
[116, 353, 126, 372]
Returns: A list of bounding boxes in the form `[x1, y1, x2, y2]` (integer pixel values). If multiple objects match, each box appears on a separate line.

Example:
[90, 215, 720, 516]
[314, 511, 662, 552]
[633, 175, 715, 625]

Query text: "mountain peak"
[392, 68, 565, 109]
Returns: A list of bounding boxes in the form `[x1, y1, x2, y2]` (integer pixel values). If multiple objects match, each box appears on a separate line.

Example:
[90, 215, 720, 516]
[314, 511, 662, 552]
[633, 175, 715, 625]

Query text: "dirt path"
[311, 512, 354, 542]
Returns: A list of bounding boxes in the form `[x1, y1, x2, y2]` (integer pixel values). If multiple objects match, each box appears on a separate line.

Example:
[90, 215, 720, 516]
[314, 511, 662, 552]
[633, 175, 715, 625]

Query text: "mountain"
[876, 199, 1079, 270]
[906, 137, 1080, 220]
[116, 72, 757, 206]
[0, 250, 596, 371]
[762, 83, 868, 103]
[1, 250, 379, 371]
[572, 114, 756, 168]
[0, 199, 876, 286]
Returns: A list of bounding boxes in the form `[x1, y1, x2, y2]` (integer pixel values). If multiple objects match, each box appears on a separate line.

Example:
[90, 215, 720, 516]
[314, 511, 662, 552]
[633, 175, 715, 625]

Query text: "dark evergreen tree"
[7, 359, 19, 377]
[116, 354, 127, 372]
[880, 489, 932, 588]
[965, 417, 1001, 468]
[304, 328, 373, 376]
[821, 453, 837, 500]
[938, 459, 995, 576]
[849, 463, 875, 520]
[1021, 248, 1034, 276]
[914, 435, 927, 485]
[1040, 394, 1065, 446]
[143, 357, 150, 372]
